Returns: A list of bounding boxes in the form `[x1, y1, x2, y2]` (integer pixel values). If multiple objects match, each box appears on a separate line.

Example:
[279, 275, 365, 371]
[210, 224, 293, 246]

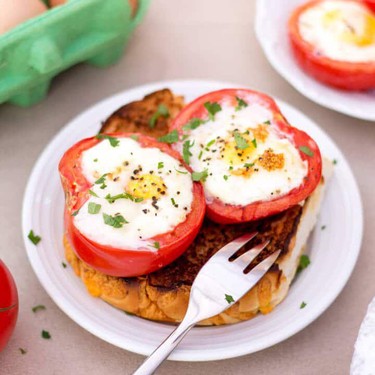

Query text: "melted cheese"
[175, 102, 307, 206]
[74, 138, 193, 250]
[299, 0, 375, 62]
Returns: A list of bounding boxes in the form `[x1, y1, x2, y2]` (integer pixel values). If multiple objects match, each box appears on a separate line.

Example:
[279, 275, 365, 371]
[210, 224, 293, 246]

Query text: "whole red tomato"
[0, 260, 18, 352]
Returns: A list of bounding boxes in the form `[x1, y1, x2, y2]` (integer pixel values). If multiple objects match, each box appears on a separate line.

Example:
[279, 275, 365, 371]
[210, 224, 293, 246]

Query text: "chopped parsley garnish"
[149, 104, 170, 128]
[244, 162, 255, 168]
[297, 254, 310, 274]
[32, 305, 46, 313]
[333, 159, 338, 165]
[158, 162, 164, 169]
[235, 96, 248, 111]
[223, 175, 229, 181]
[192, 169, 208, 182]
[321, 225, 326, 230]
[93, 158, 98, 162]
[103, 213, 128, 228]
[234, 131, 249, 150]
[204, 101, 222, 121]
[88, 189, 99, 198]
[171, 198, 178, 207]
[158, 129, 179, 144]
[105, 193, 143, 204]
[198, 150, 203, 160]
[174, 167, 188, 174]
[19, 348, 27, 355]
[62, 262, 67, 268]
[96, 134, 120, 147]
[130, 135, 139, 141]
[182, 118, 205, 132]
[41, 330, 51, 340]
[206, 139, 215, 149]
[264, 120, 271, 125]
[95, 174, 107, 189]
[299, 146, 314, 157]
[225, 294, 235, 304]
[300, 301, 307, 309]
[251, 138, 257, 148]
[88, 202, 101, 214]
[182, 140, 194, 164]
[153, 241, 160, 249]
[28, 230, 41, 245]
[71, 210, 80, 217]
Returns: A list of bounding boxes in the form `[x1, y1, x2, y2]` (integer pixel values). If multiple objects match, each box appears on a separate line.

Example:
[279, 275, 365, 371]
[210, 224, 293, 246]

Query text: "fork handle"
[133, 320, 194, 375]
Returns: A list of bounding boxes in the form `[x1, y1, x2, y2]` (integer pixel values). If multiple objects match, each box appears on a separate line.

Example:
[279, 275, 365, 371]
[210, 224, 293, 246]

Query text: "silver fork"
[133, 232, 281, 375]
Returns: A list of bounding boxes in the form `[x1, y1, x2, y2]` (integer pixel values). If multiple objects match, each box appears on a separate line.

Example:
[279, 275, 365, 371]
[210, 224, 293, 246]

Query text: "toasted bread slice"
[100, 89, 184, 138]
[65, 89, 332, 325]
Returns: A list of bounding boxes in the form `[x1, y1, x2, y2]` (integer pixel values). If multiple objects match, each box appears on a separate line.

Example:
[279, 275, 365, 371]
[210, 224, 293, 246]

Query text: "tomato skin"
[0, 260, 18, 352]
[170, 89, 322, 224]
[364, 0, 375, 12]
[288, 0, 375, 91]
[59, 133, 206, 277]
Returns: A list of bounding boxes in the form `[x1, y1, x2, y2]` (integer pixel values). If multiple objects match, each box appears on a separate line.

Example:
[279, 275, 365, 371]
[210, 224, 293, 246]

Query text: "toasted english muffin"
[64, 89, 332, 325]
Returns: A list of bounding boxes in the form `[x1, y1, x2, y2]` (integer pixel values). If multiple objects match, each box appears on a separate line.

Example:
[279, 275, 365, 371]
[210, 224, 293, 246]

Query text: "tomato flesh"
[0, 260, 18, 352]
[170, 89, 322, 224]
[288, 0, 375, 91]
[59, 133, 206, 277]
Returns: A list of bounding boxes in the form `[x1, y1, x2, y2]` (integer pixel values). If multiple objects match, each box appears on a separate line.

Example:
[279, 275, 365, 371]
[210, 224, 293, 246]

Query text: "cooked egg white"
[73, 138, 193, 250]
[176, 101, 307, 206]
[299, 0, 375, 62]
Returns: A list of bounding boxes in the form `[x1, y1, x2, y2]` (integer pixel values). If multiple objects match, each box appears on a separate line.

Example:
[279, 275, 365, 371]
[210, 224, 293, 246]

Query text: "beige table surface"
[1, 0, 374, 374]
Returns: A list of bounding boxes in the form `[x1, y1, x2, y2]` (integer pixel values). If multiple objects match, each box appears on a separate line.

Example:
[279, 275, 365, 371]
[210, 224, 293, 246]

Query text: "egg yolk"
[323, 9, 375, 46]
[126, 174, 167, 200]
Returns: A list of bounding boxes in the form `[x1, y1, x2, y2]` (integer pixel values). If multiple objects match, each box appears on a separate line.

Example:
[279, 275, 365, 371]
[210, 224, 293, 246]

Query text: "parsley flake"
[71, 210, 80, 217]
[192, 169, 208, 182]
[105, 193, 143, 204]
[206, 139, 215, 149]
[96, 134, 120, 147]
[88, 202, 101, 214]
[183, 118, 205, 132]
[299, 146, 314, 157]
[158, 130, 179, 144]
[234, 131, 249, 150]
[28, 230, 41, 245]
[235, 96, 248, 111]
[264, 120, 271, 125]
[183, 140, 194, 164]
[158, 162, 164, 169]
[225, 294, 235, 304]
[300, 301, 307, 309]
[251, 138, 257, 148]
[41, 330, 51, 340]
[149, 104, 170, 128]
[130, 135, 139, 141]
[62, 262, 67, 268]
[103, 213, 128, 228]
[88, 189, 99, 198]
[198, 150, 203, 160]
[223, 175, 229, 181]
[297, 254, 311, 274]
[32, 305, 46, 313]
[244, 162, 255, 168]
[174, 167, 188, 174]
[204, 101, 222, 121]
[153, 241, 160, 249]
[333, 159, 338, 165]
[93, 158, 98, 162]
[171, 198, 178, 207]
[95, 174, 108, 189]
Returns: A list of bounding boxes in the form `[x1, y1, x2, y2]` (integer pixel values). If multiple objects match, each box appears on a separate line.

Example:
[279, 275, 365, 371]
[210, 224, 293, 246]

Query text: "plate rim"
[22, 79, 364, 361]
[255, 0, 375, 122]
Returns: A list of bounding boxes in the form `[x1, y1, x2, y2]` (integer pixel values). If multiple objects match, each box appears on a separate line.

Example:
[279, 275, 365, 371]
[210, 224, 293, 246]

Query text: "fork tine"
[233, 240, 270, 268]
[245, 250, 281, 282]
[210, 232, 257, 260]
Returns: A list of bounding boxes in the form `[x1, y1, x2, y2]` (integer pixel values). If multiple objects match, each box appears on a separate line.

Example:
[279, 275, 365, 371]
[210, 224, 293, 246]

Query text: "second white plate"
[22, 80, 363, 361]
[255, 0, 375, 122]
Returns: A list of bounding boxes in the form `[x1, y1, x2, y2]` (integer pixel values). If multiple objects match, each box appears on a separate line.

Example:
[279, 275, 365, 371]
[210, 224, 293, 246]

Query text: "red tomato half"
[59, 133, 206, 277]
[364, 0, 375, 12]
[170, 89, 322, 224]
[0, 260, 18, 352]
[288, 0, 375, 91]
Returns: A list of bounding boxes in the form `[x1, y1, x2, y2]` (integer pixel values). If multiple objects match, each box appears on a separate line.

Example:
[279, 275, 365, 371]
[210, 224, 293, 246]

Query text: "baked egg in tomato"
[169, 89, 322, 224]
[59, 134, 205, 277]
[289, 0, 375, 90]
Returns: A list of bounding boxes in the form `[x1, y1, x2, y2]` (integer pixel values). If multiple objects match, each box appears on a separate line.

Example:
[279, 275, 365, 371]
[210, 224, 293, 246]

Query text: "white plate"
[255, 0, 375, 122]
[22, 80, 363, 361]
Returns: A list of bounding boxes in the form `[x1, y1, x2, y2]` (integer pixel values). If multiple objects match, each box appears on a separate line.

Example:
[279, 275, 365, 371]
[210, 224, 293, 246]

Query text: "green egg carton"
[0, 0, 150, 107]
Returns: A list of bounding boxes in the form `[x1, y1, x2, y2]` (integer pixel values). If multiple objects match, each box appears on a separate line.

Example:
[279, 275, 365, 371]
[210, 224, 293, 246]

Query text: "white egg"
[73, 138, 194, 250]
[299, 0, 375, 62]
[175, 101, 308, 206]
